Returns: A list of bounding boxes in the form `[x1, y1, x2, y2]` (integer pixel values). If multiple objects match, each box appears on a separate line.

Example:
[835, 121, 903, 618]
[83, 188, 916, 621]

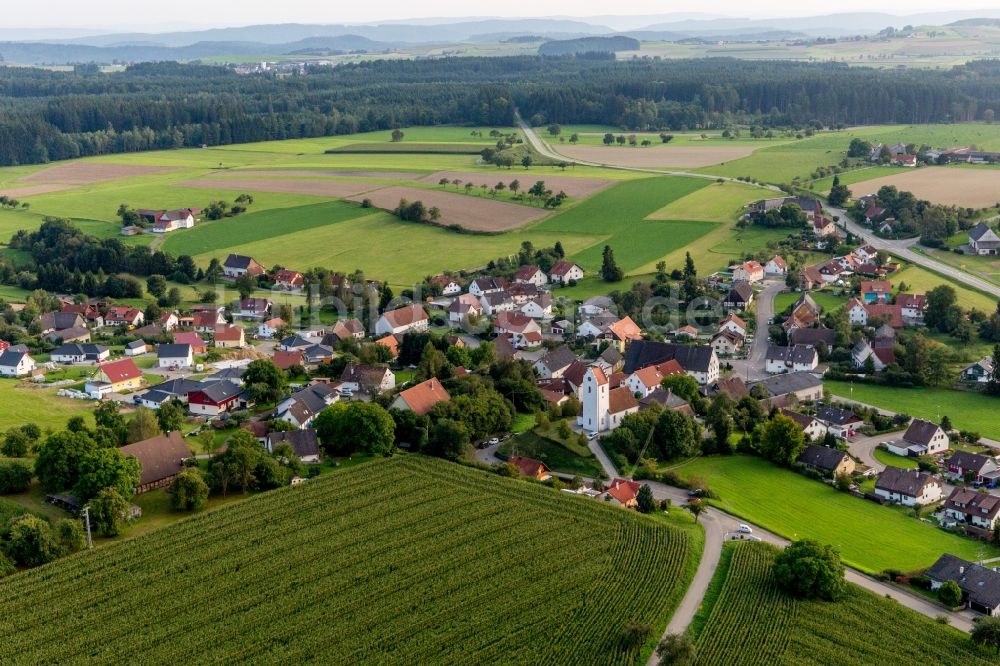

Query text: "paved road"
[729, 280, 785, 383]
[847, 430, 907, 470]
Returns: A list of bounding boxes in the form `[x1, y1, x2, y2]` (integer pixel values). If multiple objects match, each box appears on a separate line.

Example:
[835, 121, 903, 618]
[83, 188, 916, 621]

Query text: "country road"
[729, 279, 784, 383]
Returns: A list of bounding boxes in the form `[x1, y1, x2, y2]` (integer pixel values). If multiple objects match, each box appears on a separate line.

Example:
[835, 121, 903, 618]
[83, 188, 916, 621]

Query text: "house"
[815, 406, 863, 439]
[765, 344, 818, 374]
[301, 344, 335, 366]
[0, 350, 35, 378]
[969, 221, 1000, 256]
[375, 335, 400, 360]
[788, 327, 835, 349]
[376, 304, 429, 336]
[45, 325, 92, 345]
[846, 298, 905, 328]
[507, 456, 551, 481]
[752, 372, 824, 404]
[235, 297, 271, 320]
[494, 311, 540, 337]
[851, 339, 894, 372]
[50, 343, 110, 364]
[551, 319, 572, 336]
[595, 346, 624, 374]
[961, 357, 994, 384]
[277, 383, 338, 428]
[711, 376, 750, 401]
[468, 277, 509, 297]
[213, 325, 246, 349]
[37, 311, 86, 335]
[258, 318, 286, 339]
[812, 216, 837, 237]
[945, 451, 1000, 486]
[927, 554, 1000, 616]
[429, 275, 462, 296]
[782, 410, 828, 440]
[817, 259, 848, 284]
[878, 218, 897, 235]
[279, 334, 316, 352]
[192, 310, 225, 333]
[479, 291, 516, 316]
[894, 418, 950, 457]
[578, 366, 640, 433]
[732, 260, 764, 284]
[266, 429, 322, 464]
[723, 282, 754, 311]
[188, 381, 243, 416]
[711, 330, 744, 356]
[603, 316, 643, 351]
[340, 364, 396, 395]
[443, 293, 481, 325]
[549, 261, 584, 284]
[207, 367, 245, 386]
[864, 206, 886, 224]
[157, 343, 194, 369]
[896, 293, 926, 321]
[119, 431, 190, 494]
[718, 314, 747, 338]
[622, 341, 719, 386]
[61, 302, 104, 327]
[799, 265, 824, 290]
[519, 293, 553, 320]
[673, 325, 699, 340]
[514, 265, 548, 287]
[85, 358, 143, 397]
[639, 387, 694, 416]
[942, 489, 1000, 533]
[329, 318, 366, 342]
[172, 332, 207, 354]
[625, 360, 685, 397]
[391, 377, 451, 415]
[534, 346, 578, 379]
[104, 306, 144, 328]
[797, 443, 854, 476]
[159, 313, 178, 331]
[273, 269, 305, 290]
[874, 467, 943, 506]
[764, 255, 788, 276]
[860, 280, 891, 303]
[222, 254, 265, 279]
[605, 478, 641, 508]
[853, 245, 879, 263]
[137, 208, 197, 232]
[125, 340, 150, 357]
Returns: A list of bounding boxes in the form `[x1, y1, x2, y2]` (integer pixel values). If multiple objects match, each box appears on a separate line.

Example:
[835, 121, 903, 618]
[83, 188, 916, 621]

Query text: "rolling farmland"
[693, 542, 994, 665]
[0, 456, 700, 664]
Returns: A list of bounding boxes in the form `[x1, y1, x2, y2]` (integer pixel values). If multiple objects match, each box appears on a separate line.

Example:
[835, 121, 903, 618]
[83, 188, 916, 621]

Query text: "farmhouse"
[376, 304, 429, 336]
[927, 554, 1000, 616]
[50, 343, 110, 364]
[157, 343, 194, 369]
[0, 350, 35, 378]
[222, 254, 265, 279]
[266, 429, 322, 464]
[138, 208, 197, 233]
[391, 378, 451, 415]
[723, 282, 754, 311]
[85, 358, 143, 397]
[797, 444, 854, 477]
[549, 261, 584, 284]
[875, 467, 942, 506]
[120, 431, 190, 494]
[968, 221, 1000, 256]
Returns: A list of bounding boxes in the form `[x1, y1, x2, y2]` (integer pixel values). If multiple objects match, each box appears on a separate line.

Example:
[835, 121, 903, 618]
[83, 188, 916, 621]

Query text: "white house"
[765, 345, 818, 374]
[846, 298, 869, 326]
[222, 254, 265, 280]
[468, 277, 509, 298]
[969, 221, 1000, 256]
[257, 317, 286, 339]
[875, 467, 943, 507]
[549, 261, 584, 284]
[375, 304, 429, 337]
[478, 291, 515, 316]
[732, 260, 764, 284]
[718, 314, 747, 338]
[449, 294, 484, 324]
[514, 265, 548, 287]
[157, 343, 194, 369]
[0, 350, 36, 378]
[520, 297, 553, 320]
[764, 255, 787, 276]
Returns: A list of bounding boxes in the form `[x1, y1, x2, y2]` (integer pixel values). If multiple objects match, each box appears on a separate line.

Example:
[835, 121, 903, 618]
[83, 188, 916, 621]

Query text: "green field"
[693, 542, 994, 665]
[825, 380, 1000, 441]
[774, 289, 848, 314]
[500, 428, 603, 477]
[648, 181, 766, 222]
[0, 380, 95, 432]
[328, 142, 485, 154]
[672, 455, 999, 572]
[872, 447, 920, 470]
[0, 456, 701, 664]
[890, 263, 997, 312]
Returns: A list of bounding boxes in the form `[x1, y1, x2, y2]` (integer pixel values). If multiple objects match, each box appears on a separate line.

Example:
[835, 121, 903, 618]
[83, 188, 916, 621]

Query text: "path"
[729, 279, 784, 383]
[846, 430, 906, 471]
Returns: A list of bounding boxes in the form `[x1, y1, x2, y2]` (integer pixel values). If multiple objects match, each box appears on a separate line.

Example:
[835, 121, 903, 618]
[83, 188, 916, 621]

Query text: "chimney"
[959, 566, 965, 575]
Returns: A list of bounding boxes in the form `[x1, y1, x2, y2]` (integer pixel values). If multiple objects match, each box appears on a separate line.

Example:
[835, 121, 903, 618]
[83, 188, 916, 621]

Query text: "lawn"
[824, 380, 1000, 441]
[872, 447, 920, 470]
[671, 455, 1000, 572]
[693, 542, 995, 665]
[500, 429, 603, 477]
[891, 262, 997, 312]
[0, 456, 701, 664]
[774, 289, 848, 314]
[0, 380, 96, 432]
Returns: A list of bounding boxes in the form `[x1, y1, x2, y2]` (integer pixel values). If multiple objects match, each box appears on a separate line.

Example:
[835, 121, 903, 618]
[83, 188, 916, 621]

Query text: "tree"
[5, 515, 60, 567]
[972, 615, 1000, 654]
[126, 407, 161, 444]
[773, 539, 844, 601]
[234, 273, 257, 299]
[168, 468, 209, 511]
[34, 430, 97, 492]
[655, 633, 696, 666]
[242, 359, 288, 404]
[0, 460, 33, 493]
[938, 580, 963, 607]
[156, 399, 185, 433]
[391, 128, 404, 142]
[54, 518, 86, 554]
[636, 484, 656, 514]
[686, 500, 705, 524]
[94, 401, 127, 446]
[146, 274, 167, 298]
[73, 448, 141, 504]
[425, 419, 469, 460]
[925, 284, 958, 333]
[988, 344, 1000, 395]
[827, 175, 851, 207]
[847, 138, 872, 158]
[758, 414, 806, 466]
[88, 487, 130, 537]
[521, 154, 533, 169]
[652, 410, 700, 461]
[601, 245, 624, 282]
[315, 402, 395, 457]
[2, 426, 32, 457]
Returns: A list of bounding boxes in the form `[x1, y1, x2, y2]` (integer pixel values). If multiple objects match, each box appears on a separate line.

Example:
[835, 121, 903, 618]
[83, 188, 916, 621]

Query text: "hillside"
[0, 456, 699, 664]
[693, 542, 994, 665]
[538, 36, 640, 56]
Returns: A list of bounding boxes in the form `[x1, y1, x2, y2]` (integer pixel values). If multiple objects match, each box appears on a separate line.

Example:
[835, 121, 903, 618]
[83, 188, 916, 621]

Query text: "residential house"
[723, 281, 754, 311]
[507, 456, 551, 481]
[897, 293, 926, 321]
[765, 344, 818, 374]
[376, 304, 429, 336]
[797, 443, 854, 476]
[213, 325, 246, 349]
[890, 418, 950, 457]
[851, 339, 894, 372]
[494, 311, 541, 338]
[764, 255, 788, 276]
[104, 306, 144, 328]
[391, 377, 451, 415]
[519, 292, 553, 320]
[961, 357, 994, 384]
[172, 332, 207, 354]
[479, 291, 516, 316]
[812, 216, 837, 237]
[273, 269, 304, 290]
[638, 387, 694, 416]
[468, 277, 509, 297]
[137, 208, 197, 233]
[279, 334, 316, 352]
[50, 343, 109, 364]
[125, 340, 150, 357]
[235, 297, 271, 320]
[752, 372, 824, 405]
[945, 451, 1000, 486]
[429, 275, 462, 296]
[300, 344, 335, 367]
[942, 490, 1000, 533]
[157, 343, 194, 369]
[37, 311, 86, 334]
[732, 260, 764, 284]
[622, 340, 719, 386]
[625, 360, 685, 397]
[375, 335, 400, 360]
[85, 358, 143, 397]
[193, 310, 226, 333]
[60, 302, 104, 328]
[328, 318, 366, 342]
[817, 259, 849, 284]
[514, 265, 548, 287]
[207, 367, 246, 386]
[119, 431, 190, 493]
[783, 411, 829, 441]
[549, 261, 584, 284]
[927, 554, 1000, 616]
[718, 314, 747, 338]
[860, 280, 891, 303]
[596, 346, 624, 374]
[602, 316, 643, 351]
[853, 245, 879, 263]
[188, 381, 244, 417]
[799, 265, 824, 290]
[969, 221, 1000, 256]
[534, 346, 578, 379]
[815, 406, 864, 439]
[605, 478, 641, 508]
[449, 294, 484, 324]
[875, 467, 943, 506]
[46, 326, 91, 344]
[788, 327, 835, 349]
[711, 330, 744, 356]
[864, 206, 886, 224]
[222, 254, 265, 279]
[0, 350, 35, 378]
[673, 325, 699, 340]
[258, 317, 286, 339]
[578, 366, 639, 433]
[266, 429, 322, 464]
[159, 312, 179, 331]
[339, 364, 396, 395]
[272, 349, 304, 371]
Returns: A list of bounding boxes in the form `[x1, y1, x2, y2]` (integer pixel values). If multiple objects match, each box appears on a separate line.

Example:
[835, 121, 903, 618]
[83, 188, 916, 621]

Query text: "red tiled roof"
[606, 478, 641, 505]
[549, 261, 580, 277]
[273, 349, 304, 370]
[97, 358, 142, 383]
[172, 332, 206, 349]
[382, 304, 428, 328]
[609, 386, 639, 414]
[607, 316, 642, 342]
[397, 377, 451, 415]
[214, 325, 244, 342]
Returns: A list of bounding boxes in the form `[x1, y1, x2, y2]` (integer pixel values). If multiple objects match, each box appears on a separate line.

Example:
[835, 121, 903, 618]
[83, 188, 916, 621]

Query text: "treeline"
[2, 57, 1000, 166]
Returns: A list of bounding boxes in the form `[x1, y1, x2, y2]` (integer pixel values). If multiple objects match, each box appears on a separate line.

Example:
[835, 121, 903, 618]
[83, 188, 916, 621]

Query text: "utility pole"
[81, 506, 92, 549]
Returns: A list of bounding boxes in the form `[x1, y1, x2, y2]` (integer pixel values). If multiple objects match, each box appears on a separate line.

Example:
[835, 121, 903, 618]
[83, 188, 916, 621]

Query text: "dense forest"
[1, 57, 999, 166]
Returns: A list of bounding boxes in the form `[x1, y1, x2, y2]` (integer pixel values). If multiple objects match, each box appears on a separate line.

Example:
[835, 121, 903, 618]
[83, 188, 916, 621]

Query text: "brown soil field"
[346, 186, 549, 232]
[177, 178, 385, 198]
[419, 171, 612, 198]
[19, 163, 175, 185]
[0, 184, 77, 198]
[556, 145, 756, 168]
[850, 167, 1000, 208]
[219, 169, 423, 180]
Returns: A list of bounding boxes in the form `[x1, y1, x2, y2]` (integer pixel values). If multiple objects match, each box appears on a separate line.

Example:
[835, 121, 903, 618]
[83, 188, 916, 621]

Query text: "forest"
[1, 57, 999, 166]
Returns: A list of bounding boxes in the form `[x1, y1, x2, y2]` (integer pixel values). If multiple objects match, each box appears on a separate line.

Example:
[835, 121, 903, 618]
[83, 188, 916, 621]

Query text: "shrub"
[773, 540, 844, 601]
[938, 580, 962, 607]
[0, 460, 33, 494]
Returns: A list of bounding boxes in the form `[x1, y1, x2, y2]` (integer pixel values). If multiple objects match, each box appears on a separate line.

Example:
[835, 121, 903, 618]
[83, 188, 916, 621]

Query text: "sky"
[7, 1, 1000, 30]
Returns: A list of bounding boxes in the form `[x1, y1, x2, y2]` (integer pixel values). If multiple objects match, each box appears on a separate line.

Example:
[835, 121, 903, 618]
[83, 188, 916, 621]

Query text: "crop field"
[557, 144, 757, 168]
[693, 542, 994, 665]
[178, 176, 386, 198]
[647, 181, 764, 222]
[850, 167, 1000, 208]
[0, 456, 701, 665]
[672, 455, 999, 572]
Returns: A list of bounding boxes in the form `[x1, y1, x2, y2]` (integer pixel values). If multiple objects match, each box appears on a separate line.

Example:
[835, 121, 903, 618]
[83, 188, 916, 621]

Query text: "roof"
[495, 310, 535, 333]
[797, 444, 848, 472]
[946, 450, 995, 474]
[96, 358, 142, 383]
[375, 335, 400, 356]
[396, 378, 451, 415]
[515, 265, 543, 280]
[157, 343, 192, 359]
[864, 303, 905, 328]
[768, 255, 788, 269]
[896, 293, 926, 310]
[606, 478, 641, 504]
[904, 419, 943, 446]
[719, 314, 747, 330]
[549, 261, 581, 277]
[173, 332, 206, 348]
[273, 349, 305, 370]
[120, 431, 189, 486]
[537, 346, 577, 374]
[765, 344, 816, 365]
[860, 280, 891, 296]
[340, 364, 392, 391]
[471, 277, 509, 292]
[588, 366, 608, 386]
[190, 380, 242, 404]
[562, 360, 588, 387]
[193, 311, 222, 328]
[875, 466, 937, 497]
[738, 259, 763, 273]
[623, 341, 715, 375]
[268, 429, 321, 459]
[727, 281, 753, 302]
[608, 386, 639, 414]
[943, 487, 1000, 520]
[754, 372, 822, 398]
[788, 327, 835, 347]
[714, 376, 749, 399]
[606, 316, 642, 342]
[969, 221, 1000, 243]
[224, 253, 259, 270]
[381, 304, 428, 329]
[782, 409, 819, 429]
[599, 346, 623, 366]
[508, 456, 549, 477]
[214, 325, 245, 342]
[0, 350, 29, 367]
[816, 406, 861, 426]
[640, 388, 691, 413]
[926, 554, 1000, 610]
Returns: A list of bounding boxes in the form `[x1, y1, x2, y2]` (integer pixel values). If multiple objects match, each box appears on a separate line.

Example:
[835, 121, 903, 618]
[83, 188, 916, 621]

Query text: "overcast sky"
[7, 1, 1000, 29]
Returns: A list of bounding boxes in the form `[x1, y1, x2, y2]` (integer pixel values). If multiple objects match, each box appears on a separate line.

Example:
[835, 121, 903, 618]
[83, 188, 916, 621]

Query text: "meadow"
[0, 456, 701, 665]
[0, 380, 95, 432]
[692, 542, 994, 665]
[671, 455, 999, 572]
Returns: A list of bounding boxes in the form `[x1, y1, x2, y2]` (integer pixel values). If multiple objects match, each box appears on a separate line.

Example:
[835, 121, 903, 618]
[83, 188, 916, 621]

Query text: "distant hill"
[950, 18, 1000, 27]
[538, 36, 640, 56]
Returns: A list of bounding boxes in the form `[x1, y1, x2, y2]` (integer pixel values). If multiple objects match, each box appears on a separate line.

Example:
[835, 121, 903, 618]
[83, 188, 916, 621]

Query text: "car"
[339, 389, 353, 398]
[587, 431, 599, 441]
[132, 395, 142, 405]
[737, 524, 753, 534]
[488, 437, 499, 446]
[687, 488, 703, 497]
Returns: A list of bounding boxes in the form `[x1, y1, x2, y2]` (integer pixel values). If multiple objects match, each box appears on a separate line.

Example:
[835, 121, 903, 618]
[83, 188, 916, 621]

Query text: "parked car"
[737, 524, 753, 534]
[587, 431, 599, 441]
[488, 437, 499, 446]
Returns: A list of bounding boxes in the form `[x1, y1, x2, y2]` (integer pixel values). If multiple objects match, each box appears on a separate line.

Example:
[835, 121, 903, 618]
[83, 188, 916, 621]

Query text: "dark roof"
[340, 364, 392, 391]
[639, 388, 691, 412]
[765, 344, 816, 365]
[969, 221, 1000, 243]
[157, 343, 192, 358]
[816, 406, 861, 426]
[126, 340, 148, 350]
[927, 553, 1000, 610]
[943, 487, 1000, 521]
[788, 327, 835, 347]
[538, 345, 577, 374]
[599, 346, 623, 366]
[267, 429, 321, 459]
[153, 378, 203, 397]
[726, 281, 753, 302]
[946, 450, 994, 474]
[120, 431, 189, 486]
[623, 340, 714, 374]
[904, 419, 943, 446]
[191, 381, 242, 403]
[0, 350, 29, 367]
[797, 444, 848, 472]
[208, 367, 246, 382]
[875, 466, 936, 497]
[224, 253, 256, 269]
[782, 409, 818, 429]
[753, 372, 822, 398]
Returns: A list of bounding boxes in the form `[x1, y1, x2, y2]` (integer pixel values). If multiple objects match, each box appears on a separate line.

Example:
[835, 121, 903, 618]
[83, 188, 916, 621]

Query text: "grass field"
[693, 542, 994, 665]
[0, 380, 95, 432]
[647, 181, 765, 222]
[872, 447, 920, 470]
[891, 262, 997, 312]
[500, 428, 602, 477]
[824, 380, 1000, 441]
[0, 456, 701, 664]
[671, 455, 999, 572]
[774, 289, 848, 314]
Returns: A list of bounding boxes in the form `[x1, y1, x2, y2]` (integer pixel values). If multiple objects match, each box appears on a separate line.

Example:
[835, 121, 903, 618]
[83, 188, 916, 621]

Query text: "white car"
[737, 524, 753, 534]
[488, 437, 499, 446]
[587, 431, 599, 441]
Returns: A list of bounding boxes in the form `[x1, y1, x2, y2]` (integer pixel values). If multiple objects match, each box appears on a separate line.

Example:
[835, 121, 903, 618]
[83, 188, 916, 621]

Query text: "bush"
[938, 580, 962, 607]
[0, 460, 33, 494]
[910, 574, 932, 590]
[773, 539, 844, 601]
[168, 468, 209, 512]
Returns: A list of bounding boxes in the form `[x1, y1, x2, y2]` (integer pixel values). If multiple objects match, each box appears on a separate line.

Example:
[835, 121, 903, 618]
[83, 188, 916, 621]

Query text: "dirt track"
[850, 167, 1000, 208]
[556, 145, 755, 168]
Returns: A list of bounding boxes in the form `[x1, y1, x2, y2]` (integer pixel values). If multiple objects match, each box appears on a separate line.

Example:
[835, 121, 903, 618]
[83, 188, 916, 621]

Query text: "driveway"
[847, 430, 906, 471]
